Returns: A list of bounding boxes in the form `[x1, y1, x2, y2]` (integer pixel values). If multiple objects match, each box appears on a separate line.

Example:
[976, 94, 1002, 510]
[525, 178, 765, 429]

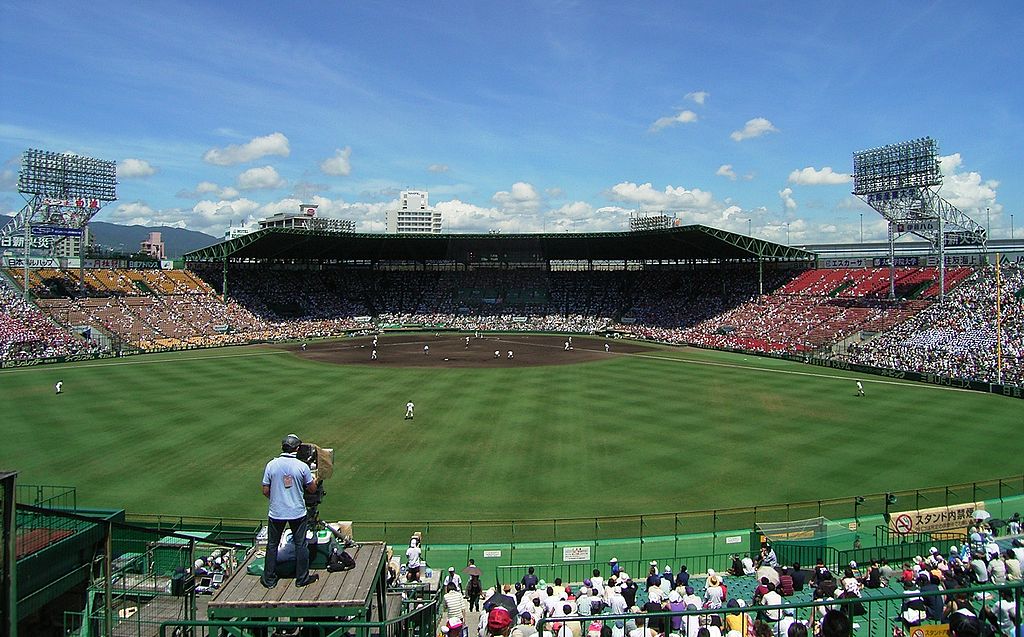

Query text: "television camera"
[291, 440, 356, 561]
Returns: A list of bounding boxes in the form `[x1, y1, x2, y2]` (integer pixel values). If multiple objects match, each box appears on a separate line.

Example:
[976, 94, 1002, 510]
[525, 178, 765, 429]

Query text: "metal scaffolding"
[852, 137, 986, 301]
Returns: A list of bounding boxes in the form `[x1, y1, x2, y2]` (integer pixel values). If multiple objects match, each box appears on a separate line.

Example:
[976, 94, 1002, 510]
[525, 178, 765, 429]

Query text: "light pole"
[987, 207, 991, 239]
[1012, 214, 1015, 239]
[786, 221, 791, 245]
[747, 219, 751, 236]
[860, 213, 864, 242]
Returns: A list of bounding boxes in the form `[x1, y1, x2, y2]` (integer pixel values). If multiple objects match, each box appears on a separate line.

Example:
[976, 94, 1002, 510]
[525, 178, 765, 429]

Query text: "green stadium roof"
[183, 225, 816, 263]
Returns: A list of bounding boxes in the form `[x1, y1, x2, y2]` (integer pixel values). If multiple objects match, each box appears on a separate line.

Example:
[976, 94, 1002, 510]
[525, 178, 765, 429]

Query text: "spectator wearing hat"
[260, 433, 319, 589]
[444, 566, 464, 592]
[667, 590, 686, 633]
[487, 607, 515, 637]
[661, 567, 675, 594]
[406, 537, 423, 582]
[485, 584, 519, 618]
[575, 586, 593, 633]
[609, 558, 622, 577]
[443, 617, 467, 637]
[704, 574, 726, 609]
[641, 590, 667, 636]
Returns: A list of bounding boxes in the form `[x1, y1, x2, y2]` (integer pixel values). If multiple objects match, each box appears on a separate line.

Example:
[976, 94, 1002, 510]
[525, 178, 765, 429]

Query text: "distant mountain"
[1, 215, 220, 258]
[85, 221, 220, 258]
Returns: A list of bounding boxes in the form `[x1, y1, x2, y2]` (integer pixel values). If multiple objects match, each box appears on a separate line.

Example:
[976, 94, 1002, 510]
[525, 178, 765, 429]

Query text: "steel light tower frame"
[6, 149, 118, 299]
[852, 137, 986, 301]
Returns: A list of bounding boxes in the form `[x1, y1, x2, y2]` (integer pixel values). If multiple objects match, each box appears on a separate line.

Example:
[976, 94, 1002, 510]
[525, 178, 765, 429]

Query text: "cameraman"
[261, 433, 320, 588]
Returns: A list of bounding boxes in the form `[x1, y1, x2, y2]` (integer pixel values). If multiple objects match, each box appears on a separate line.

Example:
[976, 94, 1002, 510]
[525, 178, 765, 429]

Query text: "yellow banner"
[888, 502, 984, 535]
[908, 624, 949, 637]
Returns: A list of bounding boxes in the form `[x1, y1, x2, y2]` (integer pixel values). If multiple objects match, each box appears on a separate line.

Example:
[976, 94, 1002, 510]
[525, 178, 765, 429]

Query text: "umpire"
[261, 433, 319, 588]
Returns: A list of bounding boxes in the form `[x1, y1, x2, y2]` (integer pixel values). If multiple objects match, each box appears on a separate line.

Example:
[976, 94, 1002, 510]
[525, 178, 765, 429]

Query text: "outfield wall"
[129, 479, 1024, 584]
[357, 490, 1024, 582]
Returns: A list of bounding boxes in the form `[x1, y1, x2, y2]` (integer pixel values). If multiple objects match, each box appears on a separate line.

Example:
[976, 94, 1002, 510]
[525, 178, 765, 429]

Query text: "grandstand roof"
[183, 225, 815, 264]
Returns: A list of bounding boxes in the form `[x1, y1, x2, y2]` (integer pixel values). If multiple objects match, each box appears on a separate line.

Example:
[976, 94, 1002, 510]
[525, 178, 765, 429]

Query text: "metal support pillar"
[22, 221, 30, 302]
[2, 471, 18, 637]
[888, 223, 896, 299]
[221, 257, 229, 302]
[758, 256, 764, 295]
[938, 214, 946, 302]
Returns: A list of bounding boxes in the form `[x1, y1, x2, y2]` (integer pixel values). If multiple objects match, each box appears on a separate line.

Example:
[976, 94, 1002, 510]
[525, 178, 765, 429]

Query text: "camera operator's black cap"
[282, 434, 301, 452]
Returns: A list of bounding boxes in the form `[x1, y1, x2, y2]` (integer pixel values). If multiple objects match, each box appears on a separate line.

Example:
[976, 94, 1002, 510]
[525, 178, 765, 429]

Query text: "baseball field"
[2, 333, 1019, 523]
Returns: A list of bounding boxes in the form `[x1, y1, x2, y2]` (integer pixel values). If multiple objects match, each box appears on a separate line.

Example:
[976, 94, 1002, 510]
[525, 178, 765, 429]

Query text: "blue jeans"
[262, 514, 310, 586]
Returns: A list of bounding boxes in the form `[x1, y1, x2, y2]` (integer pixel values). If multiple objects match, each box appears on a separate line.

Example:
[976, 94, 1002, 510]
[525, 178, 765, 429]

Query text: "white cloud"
[177, 181, 239, 200]
[202, 132, 290, 166]
[650, 109, 698, 132]
[427, 163, 449, 174]
[118, 158, 157, 178]
[716, 164, 737, 181]
[491, 181, 543, 214]
[685, 91, 709, 105]
[606, 182, 716, 211]
[778, 187, 797, 211]
[237, 165, 285, 190]
[320, 147, 352, 176]
[730, 117, 778, 142]
[937, 153, 1002, 218]
[787, 166, 851, 186]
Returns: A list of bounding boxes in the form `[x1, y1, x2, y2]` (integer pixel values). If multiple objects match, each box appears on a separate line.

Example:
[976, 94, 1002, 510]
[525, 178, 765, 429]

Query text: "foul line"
[618, 349, 975, 393]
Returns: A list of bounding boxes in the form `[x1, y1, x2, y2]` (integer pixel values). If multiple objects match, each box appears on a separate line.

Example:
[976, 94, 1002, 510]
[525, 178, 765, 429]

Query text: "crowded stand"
[421, 516, 1022, 637]
[3, 263, 1022, 389]
[844, 264, 1024, 386]
[0, 277, 97, 360]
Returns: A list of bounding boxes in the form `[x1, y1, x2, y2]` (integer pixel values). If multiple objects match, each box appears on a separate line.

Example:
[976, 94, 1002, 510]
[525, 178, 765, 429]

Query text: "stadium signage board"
[30, 225, 84, 238]
[483, 550, 502, 558]
[0, 235, 50, 249]
[562, 546, 592, 562]
[821, 258, 867, 268]
[887, 502, 984, 535]
[1, 256, 59, 268]
[896, 221, 938, 234]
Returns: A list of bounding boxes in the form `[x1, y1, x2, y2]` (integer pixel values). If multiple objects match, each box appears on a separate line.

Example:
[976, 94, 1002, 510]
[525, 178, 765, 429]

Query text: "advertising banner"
[888, 502, 984, 535]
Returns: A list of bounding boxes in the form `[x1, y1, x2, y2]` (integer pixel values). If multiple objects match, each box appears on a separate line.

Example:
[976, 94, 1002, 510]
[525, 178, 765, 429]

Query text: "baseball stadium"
[2, 144, 1023, 637]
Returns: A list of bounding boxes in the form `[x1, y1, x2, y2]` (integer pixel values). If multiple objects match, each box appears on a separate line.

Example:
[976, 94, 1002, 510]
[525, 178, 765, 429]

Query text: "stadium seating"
[3, 263, 1021, 388]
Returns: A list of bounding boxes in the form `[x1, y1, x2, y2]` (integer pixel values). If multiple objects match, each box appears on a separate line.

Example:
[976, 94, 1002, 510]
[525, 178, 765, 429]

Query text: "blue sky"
[1, 1, 1020, 242]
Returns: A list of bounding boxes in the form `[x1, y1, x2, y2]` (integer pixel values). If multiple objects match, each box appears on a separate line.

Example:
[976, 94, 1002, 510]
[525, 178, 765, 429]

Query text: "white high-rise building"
[386, 190, 442, 234]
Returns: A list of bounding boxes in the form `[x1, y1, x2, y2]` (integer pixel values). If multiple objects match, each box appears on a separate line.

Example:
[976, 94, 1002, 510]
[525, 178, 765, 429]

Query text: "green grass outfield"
[2, 336, 1019, 523]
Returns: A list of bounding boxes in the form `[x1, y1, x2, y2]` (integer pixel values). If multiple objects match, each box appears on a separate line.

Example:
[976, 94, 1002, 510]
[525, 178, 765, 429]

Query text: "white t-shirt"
[406, 545, 421, 568]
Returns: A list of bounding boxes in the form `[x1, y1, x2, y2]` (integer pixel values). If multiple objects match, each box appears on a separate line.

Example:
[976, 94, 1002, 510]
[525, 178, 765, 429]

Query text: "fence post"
[105, 520, 113, 637]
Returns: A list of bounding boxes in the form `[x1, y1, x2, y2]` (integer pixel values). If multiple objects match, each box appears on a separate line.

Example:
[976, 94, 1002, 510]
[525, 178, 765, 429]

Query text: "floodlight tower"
[852, 138, 985, 301]
[5, 149, 118, 299]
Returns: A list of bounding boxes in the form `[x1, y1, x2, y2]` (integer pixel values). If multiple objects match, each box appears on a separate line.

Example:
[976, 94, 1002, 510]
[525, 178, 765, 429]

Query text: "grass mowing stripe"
[2, 338, 1018, 521]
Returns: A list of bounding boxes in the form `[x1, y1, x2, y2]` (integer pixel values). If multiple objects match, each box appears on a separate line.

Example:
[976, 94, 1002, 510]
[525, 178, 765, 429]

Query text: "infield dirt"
[283, 333, 648, 368]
